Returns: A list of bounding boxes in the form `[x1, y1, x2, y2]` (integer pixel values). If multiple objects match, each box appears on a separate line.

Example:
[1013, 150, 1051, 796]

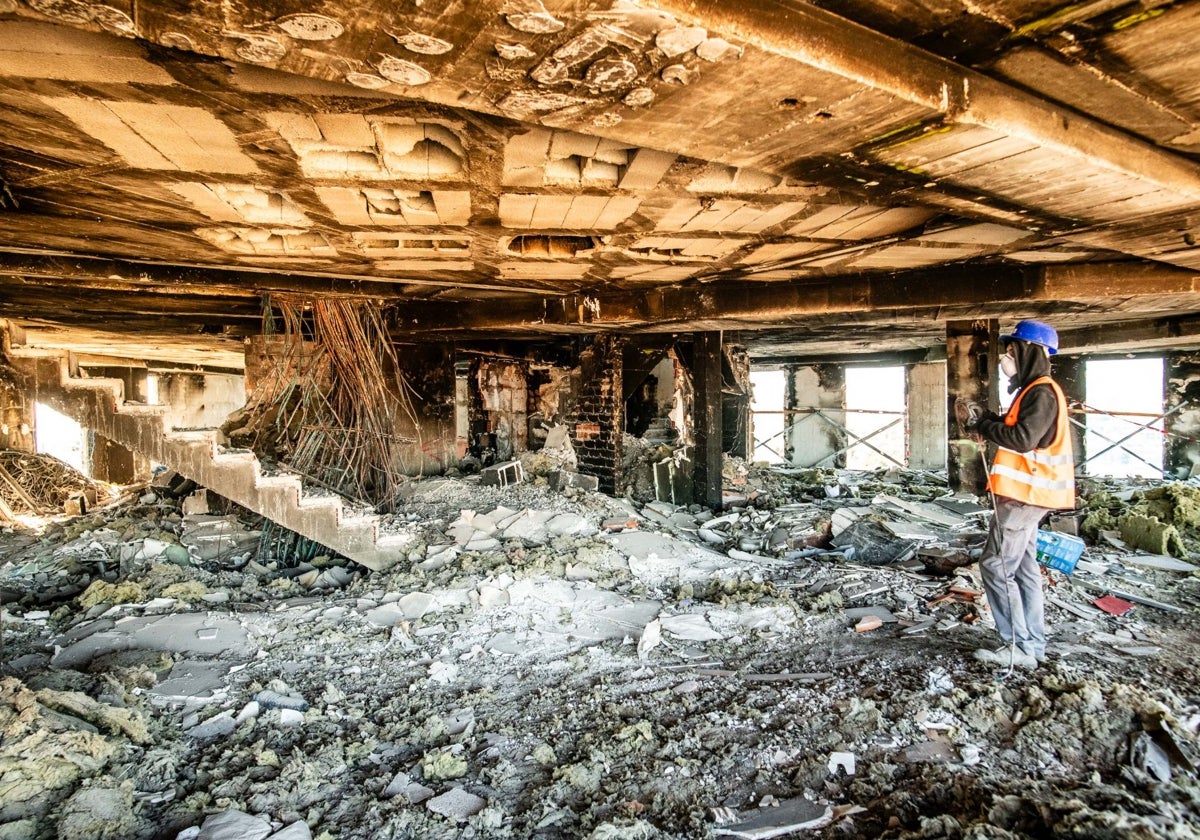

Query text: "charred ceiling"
[0, 0, 1197, 366]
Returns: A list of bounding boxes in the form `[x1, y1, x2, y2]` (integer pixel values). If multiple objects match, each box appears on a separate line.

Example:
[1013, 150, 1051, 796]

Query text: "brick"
[575, 421, 601, 441]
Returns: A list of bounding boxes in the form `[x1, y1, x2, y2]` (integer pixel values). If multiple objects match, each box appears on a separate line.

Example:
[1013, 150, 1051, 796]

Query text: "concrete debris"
[425, 787, 487, 820]
[548, 469, 600, 493]
[181, 514, 261, 560]
[828, 751, 855, 775]
[480, 460, 524, 487]
[3, 467, 1200, 838]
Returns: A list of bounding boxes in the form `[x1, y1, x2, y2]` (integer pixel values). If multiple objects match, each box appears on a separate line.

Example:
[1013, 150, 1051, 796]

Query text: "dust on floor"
[2, 468, 1199, 840]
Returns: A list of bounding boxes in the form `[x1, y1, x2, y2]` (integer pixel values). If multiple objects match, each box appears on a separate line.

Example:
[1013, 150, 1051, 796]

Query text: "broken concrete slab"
[194, 810, 272, 840]
[546, 512, 593, 537]
[150, 660, 234, 706]
[52, 613, 254, 668]
[877, 495, 967, 527]
[1121, 553, 1199, 573]
[606, 530, 742, 583]
[180, 514, 262, 563]
[660, 613, 723, 641]
[712, 797, 832, 837]
[831, 519, 917, 565]
[844, 606, 898, 623]
[384, 771, 434, 803]
[499, 509, 556, 543]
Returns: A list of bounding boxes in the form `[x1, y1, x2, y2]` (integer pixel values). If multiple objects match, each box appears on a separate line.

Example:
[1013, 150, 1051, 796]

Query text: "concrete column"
[1052, 353, 1086, 473]
[693, 331, 723, 509]
[946, 319, 999, 495]
[906, 361, 946, 471]
[454, 359, 470, 461]
[0, 321, 35, 451]
[571, 335, 625, 494]
[0, 377, 35, 452]
[723, 345, 751, 460]
[1165, 351, 1200, 478]
[785, 364, 845, 467]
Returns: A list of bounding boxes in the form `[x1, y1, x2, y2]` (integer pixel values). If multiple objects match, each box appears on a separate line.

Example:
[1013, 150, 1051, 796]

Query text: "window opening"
[844, 366, 906, 470]
[1084, 357, 1164, 477]
[750, 369, 785, 463]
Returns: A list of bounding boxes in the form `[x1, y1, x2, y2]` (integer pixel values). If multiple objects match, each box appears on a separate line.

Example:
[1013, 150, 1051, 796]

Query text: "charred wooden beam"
[1058, 314, 1200, 355]
[0, 249, 537, 301]
[649, 0, 1200, 198]
[395, 262, 1200, 333]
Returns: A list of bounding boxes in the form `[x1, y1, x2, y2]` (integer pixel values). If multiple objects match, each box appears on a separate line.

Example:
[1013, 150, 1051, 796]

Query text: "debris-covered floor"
[3, 461, 1200, 840]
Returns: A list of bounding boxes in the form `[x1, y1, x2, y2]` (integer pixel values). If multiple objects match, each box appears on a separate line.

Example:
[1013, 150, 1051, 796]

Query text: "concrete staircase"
[7, 347, 409, 570]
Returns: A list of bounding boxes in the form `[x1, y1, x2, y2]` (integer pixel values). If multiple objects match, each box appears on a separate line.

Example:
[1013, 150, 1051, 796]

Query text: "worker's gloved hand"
[955, 397, 986, 431]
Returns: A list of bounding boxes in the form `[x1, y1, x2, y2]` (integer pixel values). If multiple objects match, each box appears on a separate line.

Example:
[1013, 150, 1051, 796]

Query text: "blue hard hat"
[1002, 319, 1058, 354]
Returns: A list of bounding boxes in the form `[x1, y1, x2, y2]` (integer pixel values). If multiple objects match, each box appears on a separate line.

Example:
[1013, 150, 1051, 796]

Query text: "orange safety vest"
[988, 376, 1075, 509]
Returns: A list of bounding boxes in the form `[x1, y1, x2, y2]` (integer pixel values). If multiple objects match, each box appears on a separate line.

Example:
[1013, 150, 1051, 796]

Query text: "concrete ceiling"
[1, 0, 1199, 366]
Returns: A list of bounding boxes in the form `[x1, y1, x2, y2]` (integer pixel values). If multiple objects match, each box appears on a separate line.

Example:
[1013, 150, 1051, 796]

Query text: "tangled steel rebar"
[0, 449, 114, 519]
[235, 296, 422, 512]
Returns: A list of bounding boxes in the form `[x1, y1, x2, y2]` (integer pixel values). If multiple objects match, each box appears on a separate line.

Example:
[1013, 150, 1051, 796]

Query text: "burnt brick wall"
[571, 335, 624, 493]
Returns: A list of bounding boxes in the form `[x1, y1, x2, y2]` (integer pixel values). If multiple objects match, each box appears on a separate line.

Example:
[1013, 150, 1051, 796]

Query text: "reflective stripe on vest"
[988, 376, 1076, 509]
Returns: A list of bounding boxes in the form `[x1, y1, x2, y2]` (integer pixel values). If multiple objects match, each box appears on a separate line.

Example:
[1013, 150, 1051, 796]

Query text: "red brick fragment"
[855, 615, 882, 633]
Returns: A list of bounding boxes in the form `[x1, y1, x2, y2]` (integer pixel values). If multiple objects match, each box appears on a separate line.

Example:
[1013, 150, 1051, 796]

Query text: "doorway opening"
[34, 402, 87, 474]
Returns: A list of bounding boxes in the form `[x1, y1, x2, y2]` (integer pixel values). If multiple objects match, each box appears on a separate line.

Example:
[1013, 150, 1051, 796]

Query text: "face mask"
[1000, 354, 1018, 378]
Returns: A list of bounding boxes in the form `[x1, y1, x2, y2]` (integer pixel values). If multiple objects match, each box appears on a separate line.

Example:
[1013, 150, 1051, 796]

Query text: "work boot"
[974, 645, 1037, 669]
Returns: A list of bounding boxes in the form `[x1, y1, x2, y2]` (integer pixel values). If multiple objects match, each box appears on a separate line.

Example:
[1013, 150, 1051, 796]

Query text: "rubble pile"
[2, 468, 1200, 839]
[0, 449, 115, 520]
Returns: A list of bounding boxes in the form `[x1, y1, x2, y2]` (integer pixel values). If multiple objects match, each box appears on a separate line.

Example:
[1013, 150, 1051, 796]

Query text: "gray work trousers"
[979, 495, 1049, 658]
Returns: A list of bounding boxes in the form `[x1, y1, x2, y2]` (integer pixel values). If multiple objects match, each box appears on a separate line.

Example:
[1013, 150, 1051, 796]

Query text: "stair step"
[295, 494, 344, 515]
[8, 347, 401, 570]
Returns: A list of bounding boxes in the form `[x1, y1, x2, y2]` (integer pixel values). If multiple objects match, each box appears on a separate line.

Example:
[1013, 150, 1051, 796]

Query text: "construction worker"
[958, 320, 1075, 669]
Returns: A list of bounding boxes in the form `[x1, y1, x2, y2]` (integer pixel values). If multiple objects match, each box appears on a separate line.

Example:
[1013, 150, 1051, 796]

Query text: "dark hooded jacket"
[976, 339, 1060, 452]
